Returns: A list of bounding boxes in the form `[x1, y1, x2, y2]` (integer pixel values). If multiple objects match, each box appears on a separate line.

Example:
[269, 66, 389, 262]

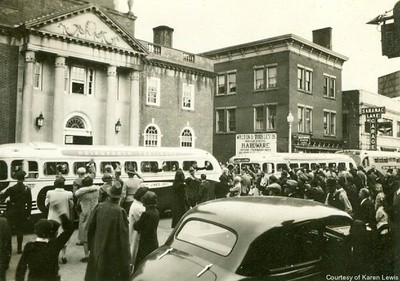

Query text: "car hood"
[132, 246, 218, 281]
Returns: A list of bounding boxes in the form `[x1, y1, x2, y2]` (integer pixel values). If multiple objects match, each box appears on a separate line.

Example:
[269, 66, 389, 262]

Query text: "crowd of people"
[0, 164, 160, 281]
[1, 160, 400, 279]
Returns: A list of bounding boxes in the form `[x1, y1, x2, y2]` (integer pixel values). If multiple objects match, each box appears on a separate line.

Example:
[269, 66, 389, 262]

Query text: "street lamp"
[287, 111, 294, 153]
[36, 112, 44, 129]
[115, 119, 121, 134]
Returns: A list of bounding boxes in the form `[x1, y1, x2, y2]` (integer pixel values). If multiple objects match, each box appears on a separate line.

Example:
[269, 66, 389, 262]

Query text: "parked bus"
[229, 153, 356, 177]
[336, 149, 400, 174]
[0, 142, 221, 218]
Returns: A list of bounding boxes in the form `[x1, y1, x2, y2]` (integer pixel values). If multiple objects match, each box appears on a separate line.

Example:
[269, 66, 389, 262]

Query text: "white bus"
[229, 153, 356, 176]
[0, 142, 221, 217]
[336, 149, 400, 175]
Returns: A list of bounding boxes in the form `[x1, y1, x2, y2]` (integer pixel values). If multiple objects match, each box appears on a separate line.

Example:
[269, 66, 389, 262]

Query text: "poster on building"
[235, 133, 277, 155]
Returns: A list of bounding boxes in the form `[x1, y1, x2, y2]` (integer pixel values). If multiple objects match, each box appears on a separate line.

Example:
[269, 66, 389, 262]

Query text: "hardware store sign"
[236, 133, 277, 155]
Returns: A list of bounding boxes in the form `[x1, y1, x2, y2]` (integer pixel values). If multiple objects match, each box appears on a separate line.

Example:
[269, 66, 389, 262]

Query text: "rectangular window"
[34, 62, 42, 90]
[182, 83, 195, 110]
[100, 162, 121, 174]
[124, 161, 138, 174]
[298, 106, 304, 132]
[71, 66, 86, 94]
[323, 75, 336, 98]
[227, 108, 236, 132]
[43, 162, 69, 176]
[217, 74, 225, 95]
[298, 105, 313, 133]
[397, 122, 400, 138]
[141, 161, 159, 173]
[216, 109, 225, 133]
[298, 66, 313, 93]
[254, 106, 264, 131]
[227, 72, 236, 93]
[324, 110, 337, 136]
[161, 161, 179, 172]
[379, 118, 393, 136]
[305, 107, 312, 133]
[266, 104, 276, 130]
[146, 77, 160, 106]
[267, 66, 277, 88]
[254, 68, 264, 90]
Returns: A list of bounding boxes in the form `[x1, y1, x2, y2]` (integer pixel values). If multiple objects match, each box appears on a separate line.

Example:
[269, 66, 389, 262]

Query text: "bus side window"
[26, 161, 38, 179]
[183, 161, 196, 171]
[43, 162, 69, 176]
[362, 157, 369, 168]
[141, 161, 159, 173]
[124, 161, 138, 174]
[289, 163, 298, 170]
[73, 162, 97, 175]
[100, 162, 121, 174]
[328, 163, 336, 169]
[311, 163, 317, 170]
[263, 163, 274, 174]
[300, 163, 309, 170]
[205, 161, 213, 171]
[338, 162, 346, 171]
[277, 163, 288, 172]
[162, 161, 179, 172]
[0, 161, 7, 180]
[11, 160, 23, 179]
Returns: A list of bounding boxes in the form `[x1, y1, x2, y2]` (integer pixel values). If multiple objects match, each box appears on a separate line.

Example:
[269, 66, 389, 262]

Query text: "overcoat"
[170, 181, 188, 228]
[85, 201, 130, 281]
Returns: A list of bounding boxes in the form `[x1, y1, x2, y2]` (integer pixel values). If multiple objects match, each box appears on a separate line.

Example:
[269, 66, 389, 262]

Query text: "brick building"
[0, 0, 214, 152]
[202, 28, 348, 163]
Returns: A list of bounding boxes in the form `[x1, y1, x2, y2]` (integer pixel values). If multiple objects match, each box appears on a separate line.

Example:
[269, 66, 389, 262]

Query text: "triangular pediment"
[24, 4, 147, 54]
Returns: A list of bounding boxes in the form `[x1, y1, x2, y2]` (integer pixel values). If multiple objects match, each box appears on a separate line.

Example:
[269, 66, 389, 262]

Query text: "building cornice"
[143, 58, 215, 78]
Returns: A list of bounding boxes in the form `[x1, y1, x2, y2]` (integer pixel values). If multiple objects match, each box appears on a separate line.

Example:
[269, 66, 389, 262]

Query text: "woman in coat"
[75, 176, 99, 262]
[133, 191, 159, 270]
[170, 169, 189, 228]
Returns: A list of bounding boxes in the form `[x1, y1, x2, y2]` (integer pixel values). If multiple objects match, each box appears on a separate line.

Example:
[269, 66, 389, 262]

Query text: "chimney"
[88, 0, 117, 11]
[312, 27, 332, 50]
[153, 26, 174, 48]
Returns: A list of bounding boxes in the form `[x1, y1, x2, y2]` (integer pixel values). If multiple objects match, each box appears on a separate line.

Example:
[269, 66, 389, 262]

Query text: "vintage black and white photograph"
[0, 0, 400, 280]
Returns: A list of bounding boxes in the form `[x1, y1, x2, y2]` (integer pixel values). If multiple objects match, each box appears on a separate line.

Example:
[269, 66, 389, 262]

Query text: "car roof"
[171, 197, 353, 275]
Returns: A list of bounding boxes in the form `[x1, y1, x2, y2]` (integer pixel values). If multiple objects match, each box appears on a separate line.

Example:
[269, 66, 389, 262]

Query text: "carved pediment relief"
[38, 12, 132, 50]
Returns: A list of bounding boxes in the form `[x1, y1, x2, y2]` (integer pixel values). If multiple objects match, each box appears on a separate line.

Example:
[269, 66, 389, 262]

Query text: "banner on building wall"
[235, 133, 277, 155]
[369, 118, 377, 150]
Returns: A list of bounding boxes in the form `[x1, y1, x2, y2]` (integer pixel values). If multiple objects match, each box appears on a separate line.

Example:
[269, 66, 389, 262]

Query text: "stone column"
[52, 56, 66, 144]
[21, 51, 35, 143]
[105, 65, 117, 145]
[129, 70, 140, 146]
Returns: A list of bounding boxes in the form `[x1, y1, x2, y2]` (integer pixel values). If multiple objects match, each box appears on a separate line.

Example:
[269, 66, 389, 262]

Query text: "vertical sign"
[369, 118, 377, 150]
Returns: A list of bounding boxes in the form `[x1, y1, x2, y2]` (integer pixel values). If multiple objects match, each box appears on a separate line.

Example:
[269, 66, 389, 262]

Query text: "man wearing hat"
[98, 174, 113, 203]
[45, 177, 74, 264]
[185, 167, 200, 207]
[15, 211, 74, 281]
[121, 168, 143, 214]
[0, 170, 32, 254]
[85, 182, 130, 281]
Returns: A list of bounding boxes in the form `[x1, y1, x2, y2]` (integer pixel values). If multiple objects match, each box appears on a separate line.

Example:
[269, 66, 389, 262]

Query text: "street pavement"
[6, 215, 173, 281]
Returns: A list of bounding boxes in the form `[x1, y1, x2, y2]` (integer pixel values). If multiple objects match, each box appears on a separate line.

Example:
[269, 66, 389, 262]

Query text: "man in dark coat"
[357, 188, 376, 229]
[0, 170, 32, 254]
[85, 182, 130, 281]
[0, 218, 11, 281]
[198, 174, 213, 203]
[185, 167, 200, 207]
[133, 191, 159, 270]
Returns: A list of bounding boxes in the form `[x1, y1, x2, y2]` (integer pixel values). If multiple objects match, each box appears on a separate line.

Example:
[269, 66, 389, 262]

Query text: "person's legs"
[60, 245, 67, 263]
[80, 243, 89, 262]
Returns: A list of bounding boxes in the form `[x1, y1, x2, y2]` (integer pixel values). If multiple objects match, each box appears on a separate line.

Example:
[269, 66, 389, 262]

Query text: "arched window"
[180, 127, 195, 148]
[64, 114, 92, 145]
[65, 116, 86, 129]
[144, 124, 161, 147]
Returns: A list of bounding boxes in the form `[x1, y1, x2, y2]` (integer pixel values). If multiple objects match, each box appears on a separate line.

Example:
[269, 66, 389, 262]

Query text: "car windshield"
[176, 219, 237, 256]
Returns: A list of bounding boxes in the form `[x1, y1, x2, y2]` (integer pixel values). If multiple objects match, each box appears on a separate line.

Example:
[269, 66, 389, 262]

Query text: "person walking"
[85, 182, 130, 281]
[170, 170, 189, 228]
[0, 170, 32, 254]
[15, 211, 74, 281]
[45, 177, 74, 264]
[0, 218, 11, 281]
[128, 186, 149, 272]
[133, 191, 159, 270]
[120, 169, 143, 214]
[75, 176, 99, 262]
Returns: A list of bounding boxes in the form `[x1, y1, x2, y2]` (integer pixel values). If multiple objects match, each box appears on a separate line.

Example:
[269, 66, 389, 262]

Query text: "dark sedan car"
[132, 197, 354, 280]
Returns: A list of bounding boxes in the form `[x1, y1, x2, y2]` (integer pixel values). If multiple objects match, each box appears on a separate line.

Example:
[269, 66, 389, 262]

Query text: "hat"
[106, 181, 123, 199]
[142, 191, 158, 206]
[35, 219, 53, 238]
[54, 177, 66, 189]
[14, 170, 26, 181]
[286, 179, 298, 187]
[234, 175, 242, 182]
[77, 167, 86, 175]
[189, 167, 195, 173]
[134, 186, 149, 201]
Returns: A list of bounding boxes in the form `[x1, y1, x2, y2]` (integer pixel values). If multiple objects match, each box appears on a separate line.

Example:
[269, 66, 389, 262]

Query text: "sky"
[116, 0, 400, 93]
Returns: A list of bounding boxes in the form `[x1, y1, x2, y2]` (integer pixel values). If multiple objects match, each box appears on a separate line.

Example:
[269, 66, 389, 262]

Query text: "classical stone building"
[202, 28, 348, 162]
[0, 0, 214, 152]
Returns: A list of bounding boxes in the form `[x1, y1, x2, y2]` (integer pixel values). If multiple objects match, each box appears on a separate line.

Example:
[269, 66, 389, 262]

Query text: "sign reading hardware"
[236, 133, 277, 155]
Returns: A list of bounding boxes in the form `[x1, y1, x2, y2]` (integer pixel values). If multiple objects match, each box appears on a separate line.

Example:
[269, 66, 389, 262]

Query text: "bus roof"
[0, 142, 214, 159]
[230, 153, 354, 162]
